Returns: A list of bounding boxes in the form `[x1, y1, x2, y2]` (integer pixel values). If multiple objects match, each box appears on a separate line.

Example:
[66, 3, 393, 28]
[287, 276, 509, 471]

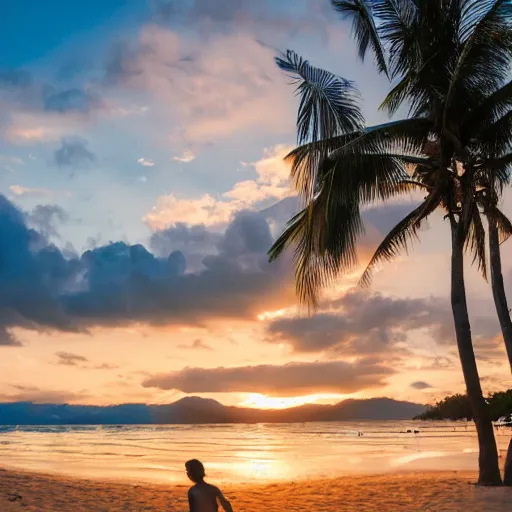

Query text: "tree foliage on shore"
[416, 390, 512, 421]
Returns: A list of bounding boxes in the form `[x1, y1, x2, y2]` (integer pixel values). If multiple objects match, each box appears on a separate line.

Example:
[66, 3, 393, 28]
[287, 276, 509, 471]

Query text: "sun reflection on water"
[391, 451, 447, 466]
[208, 455, 291, 481]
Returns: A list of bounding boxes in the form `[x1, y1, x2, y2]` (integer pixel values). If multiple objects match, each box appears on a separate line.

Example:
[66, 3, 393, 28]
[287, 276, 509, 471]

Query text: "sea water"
[0, 421, 510, 484]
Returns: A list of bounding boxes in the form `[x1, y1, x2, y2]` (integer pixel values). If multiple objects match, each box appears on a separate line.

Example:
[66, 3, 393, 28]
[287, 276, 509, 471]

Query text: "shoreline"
[1, 468, 512, 511]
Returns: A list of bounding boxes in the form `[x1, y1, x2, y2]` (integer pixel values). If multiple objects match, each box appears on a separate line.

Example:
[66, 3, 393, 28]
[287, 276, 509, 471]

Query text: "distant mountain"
[0, 397, 426, 425]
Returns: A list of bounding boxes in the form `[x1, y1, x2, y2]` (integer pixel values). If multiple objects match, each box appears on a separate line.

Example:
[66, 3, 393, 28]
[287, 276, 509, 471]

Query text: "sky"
[0, 0, 511, 409]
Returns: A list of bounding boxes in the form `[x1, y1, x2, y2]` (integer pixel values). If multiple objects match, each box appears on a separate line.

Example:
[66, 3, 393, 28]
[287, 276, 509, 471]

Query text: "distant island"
[415, 389, 512, 421]
[0, 397, 426, 425]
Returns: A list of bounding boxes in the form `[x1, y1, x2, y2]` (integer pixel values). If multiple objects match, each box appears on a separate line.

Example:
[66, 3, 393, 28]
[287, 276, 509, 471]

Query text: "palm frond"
[284, 131, 363, 199]
[380, 0, 462, 120]
[268, 147, 428, 305]
[463, 80, 512, 141]
[276, 50, 364, 147]
[481, 152, 512, 171]
[332, 0, 389, 76]
[372, 0, 419, 79]
[359, 190, 442, 287]
[494, 207, 512, 244]
[444, 0, 512, 122]
[477, 110, 512, 158]
[328, 118, 432, 162]
[284, 118, 432, 201]
[459, 0, 506, 41]
[476, 153, 512, 195]
[398, 179, 430, 191]
[268, 193, 363, 307]
[379, 69, 416, 116]
[322, 151, 411, 206]
[465, 202, 488, 280]
[379, 47, 450, 119]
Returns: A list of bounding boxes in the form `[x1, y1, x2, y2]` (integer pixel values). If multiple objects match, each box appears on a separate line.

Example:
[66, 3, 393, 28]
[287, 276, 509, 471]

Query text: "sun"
[239, 393, 343, 410]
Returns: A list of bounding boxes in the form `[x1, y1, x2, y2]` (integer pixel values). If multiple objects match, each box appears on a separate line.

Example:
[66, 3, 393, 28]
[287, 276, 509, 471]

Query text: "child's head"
[185, 459, 205, 483]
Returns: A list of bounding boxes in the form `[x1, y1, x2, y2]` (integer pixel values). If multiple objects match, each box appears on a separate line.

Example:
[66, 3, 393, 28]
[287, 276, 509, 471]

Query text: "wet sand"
[1, 468, 511, 511]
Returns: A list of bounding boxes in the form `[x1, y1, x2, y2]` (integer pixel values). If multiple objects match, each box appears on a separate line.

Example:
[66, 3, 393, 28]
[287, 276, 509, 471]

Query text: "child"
[185, 459, 234, 512]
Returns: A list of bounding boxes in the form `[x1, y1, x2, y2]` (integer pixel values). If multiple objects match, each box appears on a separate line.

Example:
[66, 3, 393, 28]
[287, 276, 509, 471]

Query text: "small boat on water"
[493, 415, 512, 427]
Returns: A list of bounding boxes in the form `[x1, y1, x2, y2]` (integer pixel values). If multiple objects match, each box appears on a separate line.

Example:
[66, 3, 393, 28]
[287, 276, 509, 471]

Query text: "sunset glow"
[0, 0, 509, 414]
[2, 3, 512, 511]
[239, 394, 351, 410]
[257, 309, 289, 321]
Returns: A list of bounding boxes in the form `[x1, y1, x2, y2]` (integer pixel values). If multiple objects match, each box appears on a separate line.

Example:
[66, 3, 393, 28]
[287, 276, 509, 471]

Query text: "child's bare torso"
[188, 482, 233, 512]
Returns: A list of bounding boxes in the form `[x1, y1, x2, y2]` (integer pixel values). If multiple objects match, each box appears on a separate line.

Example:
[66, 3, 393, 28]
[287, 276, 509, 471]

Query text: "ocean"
[0, 421, 510, 484]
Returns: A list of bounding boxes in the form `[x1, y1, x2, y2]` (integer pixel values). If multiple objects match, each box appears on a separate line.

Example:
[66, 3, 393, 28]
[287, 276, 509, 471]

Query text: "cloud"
[0, 327, 22, 347]
[103, 25, 293, 142]
[1, 385, 85, 404]
[150, 223, 222, 257]
[178, 338, 214, 351]
[0, 196, 293, 336]
[56, 57, 94, 82]
[145, 194, 236, 229]
[26, 205, 69, 238]
[0, 70, 99, 113]
[9, 185, 54, 198]
[5, 126, 54, 143]
[145, 145, 293, 230]
[149, 223, 222, 270]
[4, 111, 86, 143]
[0, 70, 106, 143]
[0, 69, 31, 90]
[410, 381, 433, 390]
[93, 362, 120, 370]
[151, 0, 258, 24]
[150, 0, 330, 37]
[145, 150, 411, 236]
[54, 137, 97, 168]
[223, 145, 292, 204]
[64, 210, 292, 327]
[44, 88, 102, 114]
[55, 352, 119, 370]
[56, 351, 88, 366]
[9, 186, 71, 203]
[0, 196, 83, 333]
[0, 191, 495, 361]
[264, 287, 504, 362]
[173, 149, 196, 163]
[142, 358, 394, 396]
[0, 155, 24, 167]
[137, 157, 155, 167]
[265, 291, 454, 355]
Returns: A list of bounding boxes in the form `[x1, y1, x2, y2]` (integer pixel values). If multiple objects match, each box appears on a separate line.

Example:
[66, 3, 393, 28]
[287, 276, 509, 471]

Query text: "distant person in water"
[186, 459, 234, 512]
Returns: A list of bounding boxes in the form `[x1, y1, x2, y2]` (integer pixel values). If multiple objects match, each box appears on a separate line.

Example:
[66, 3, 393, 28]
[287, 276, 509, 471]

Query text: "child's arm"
[216, 488, 233, 512]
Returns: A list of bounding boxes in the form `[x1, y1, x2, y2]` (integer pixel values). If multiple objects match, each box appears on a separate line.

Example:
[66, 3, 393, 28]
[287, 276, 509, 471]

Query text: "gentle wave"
[0, 421, 509, 484]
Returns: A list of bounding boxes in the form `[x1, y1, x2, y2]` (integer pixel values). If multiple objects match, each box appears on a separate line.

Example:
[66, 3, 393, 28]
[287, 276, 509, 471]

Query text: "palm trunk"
[488, 219, 512, 370]
[488, 218, 512, 485]
[505, 439, 512, 486]
[450, 218, 502, 485]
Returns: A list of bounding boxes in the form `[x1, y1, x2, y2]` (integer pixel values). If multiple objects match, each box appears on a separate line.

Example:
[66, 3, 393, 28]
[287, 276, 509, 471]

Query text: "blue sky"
[0, 0, 390, 252]
[2, 1, 140, 66]
[0, 0, 510, 408]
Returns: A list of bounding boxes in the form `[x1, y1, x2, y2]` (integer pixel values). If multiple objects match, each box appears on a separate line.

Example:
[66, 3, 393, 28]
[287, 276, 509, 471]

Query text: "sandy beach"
[0, 468, 511, 512]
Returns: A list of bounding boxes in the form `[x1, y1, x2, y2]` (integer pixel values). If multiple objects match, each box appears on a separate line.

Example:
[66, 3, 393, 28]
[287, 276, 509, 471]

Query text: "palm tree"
[269, 0, 512, 485]
[467, 78, 512, 373]
[483, 188, 512, 485]
[462, 62, 512, 486]
[475, 148, 512, 486]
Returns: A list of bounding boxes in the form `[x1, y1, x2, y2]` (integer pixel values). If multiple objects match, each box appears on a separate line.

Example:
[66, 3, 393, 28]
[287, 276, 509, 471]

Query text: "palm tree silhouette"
[269, 0, 512, 485]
